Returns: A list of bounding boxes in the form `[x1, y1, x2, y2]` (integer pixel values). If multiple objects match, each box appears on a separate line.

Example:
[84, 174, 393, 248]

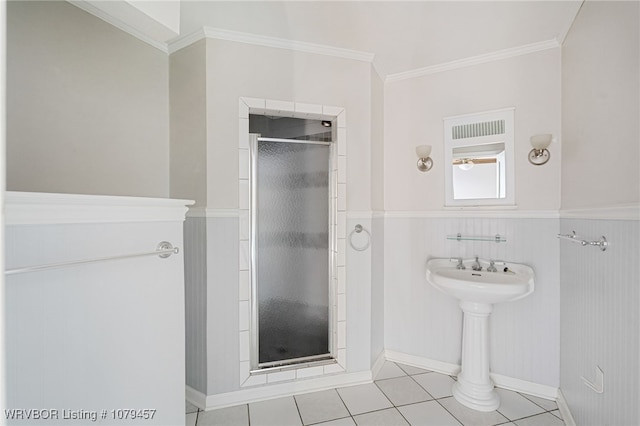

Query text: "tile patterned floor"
[186, 361, 565, 426]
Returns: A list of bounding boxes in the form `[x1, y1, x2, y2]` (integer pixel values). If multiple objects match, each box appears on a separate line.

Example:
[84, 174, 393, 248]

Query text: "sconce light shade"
[416, 145, 432, 158]
[528, 134, 552, 166]
[416, 145, 433, 172]
[530, 134, 552, 150]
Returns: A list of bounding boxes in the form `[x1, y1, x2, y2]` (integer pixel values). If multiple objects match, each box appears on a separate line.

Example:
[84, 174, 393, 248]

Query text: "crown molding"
[68, 1, 170, 54]
[168, 27, 375, 63]
[386, 39, 560, 83]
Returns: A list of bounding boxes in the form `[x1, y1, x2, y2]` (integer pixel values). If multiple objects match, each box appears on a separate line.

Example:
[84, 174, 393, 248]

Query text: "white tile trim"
[238, 98, 348, 387]
[203, 371, 372, 411]
[386, 39, 560, 83]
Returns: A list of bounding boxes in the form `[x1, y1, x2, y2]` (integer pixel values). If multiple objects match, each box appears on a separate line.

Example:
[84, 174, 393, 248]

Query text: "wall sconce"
[528, 134, 552, 166]
[416, 145, 433, 172]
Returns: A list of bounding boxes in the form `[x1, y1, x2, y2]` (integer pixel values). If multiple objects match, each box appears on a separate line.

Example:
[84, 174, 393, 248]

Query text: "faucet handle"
[449, 257, 465, 270]
[472, 256, 482, 271]
[487, 259, 506, 272]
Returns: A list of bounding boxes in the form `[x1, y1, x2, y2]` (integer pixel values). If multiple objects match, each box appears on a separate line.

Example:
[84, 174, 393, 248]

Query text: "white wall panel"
[560, 218, 640, 425]
[5, 194, 188, 425]
[206, 216, 241, 393]
[184, 216, 207, 393]
[384, 215, 560, 387]
[371, 216, 385, 364]
[346, 217, 373, 373]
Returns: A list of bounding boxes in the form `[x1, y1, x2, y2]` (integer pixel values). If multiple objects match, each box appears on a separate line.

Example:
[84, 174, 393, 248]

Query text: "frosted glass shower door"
[253, 137, 332, 368]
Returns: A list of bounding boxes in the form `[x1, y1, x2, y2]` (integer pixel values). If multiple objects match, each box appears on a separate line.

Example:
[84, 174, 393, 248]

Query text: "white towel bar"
[5, 241, 179, 275]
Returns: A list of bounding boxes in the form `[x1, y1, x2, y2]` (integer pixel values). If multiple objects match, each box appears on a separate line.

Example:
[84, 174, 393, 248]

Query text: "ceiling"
[177, 1, 584, 78]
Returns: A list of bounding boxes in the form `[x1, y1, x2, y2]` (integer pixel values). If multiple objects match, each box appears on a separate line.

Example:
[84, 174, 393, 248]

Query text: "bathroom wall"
[170, 37, 376, 398]
[384, 215, 560, 390]
[561, 1, 639, 210]
[170, 40, 207, 207]
[384, 47, 561, 212]
[560, 1, 640, 424]
[6, 1, 170, 198]
[203, 38, 372, 211]
[370, 68, 385, 366]
[382, 48, 562, 392]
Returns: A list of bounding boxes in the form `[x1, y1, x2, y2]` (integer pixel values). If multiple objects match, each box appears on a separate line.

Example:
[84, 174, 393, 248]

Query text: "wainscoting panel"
[384, 215, 560, 388]
[184, 216, 208, 394]
[560, 218, 639, 426]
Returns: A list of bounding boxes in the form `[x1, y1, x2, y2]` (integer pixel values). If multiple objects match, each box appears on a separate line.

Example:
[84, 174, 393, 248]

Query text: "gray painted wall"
[7, 1, 170, 197]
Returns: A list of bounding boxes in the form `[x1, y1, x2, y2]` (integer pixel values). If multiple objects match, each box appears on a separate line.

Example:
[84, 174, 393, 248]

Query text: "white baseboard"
[556, 389, 576, 426]
[385, 350, 460, 376]
[491, 372, 558, 400]
[190, 351, 561, 411]
[185, 385, 207, 410]
[371, 351, 387, 379]
[191, 371, 372, 411]
[385, 350, 558, 401]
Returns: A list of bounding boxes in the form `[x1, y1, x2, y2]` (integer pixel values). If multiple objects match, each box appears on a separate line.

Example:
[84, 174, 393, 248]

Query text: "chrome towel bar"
[5, 241, 179, 275]
[557, 231, 608, 251]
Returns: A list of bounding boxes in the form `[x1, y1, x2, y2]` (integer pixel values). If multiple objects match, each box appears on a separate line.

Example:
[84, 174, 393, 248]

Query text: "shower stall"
[249, 117, 335, 370]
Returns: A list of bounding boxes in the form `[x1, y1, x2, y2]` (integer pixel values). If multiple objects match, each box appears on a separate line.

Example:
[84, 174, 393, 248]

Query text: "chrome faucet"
[487, 260, 506, 272]
[450, 257, 465, 270]
[472, 256, 482, 271]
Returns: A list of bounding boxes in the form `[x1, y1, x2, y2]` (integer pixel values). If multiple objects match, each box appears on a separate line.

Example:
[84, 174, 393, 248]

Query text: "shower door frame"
[249, 135, 337, 372]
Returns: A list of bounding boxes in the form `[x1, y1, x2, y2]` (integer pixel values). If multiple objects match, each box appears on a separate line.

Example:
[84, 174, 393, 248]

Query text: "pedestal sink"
[425, 258, 535, 412]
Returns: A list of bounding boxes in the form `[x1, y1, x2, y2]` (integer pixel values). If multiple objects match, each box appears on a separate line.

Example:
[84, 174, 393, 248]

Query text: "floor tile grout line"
[292, 393, 305, 425]
[305, 415, 353, 426]
[335, 385, 357, 418]
[432, 397, 466, 426]
[391, 405, 412, 425]
[406, 372, 438, 401]
[373, 374, 407, 410]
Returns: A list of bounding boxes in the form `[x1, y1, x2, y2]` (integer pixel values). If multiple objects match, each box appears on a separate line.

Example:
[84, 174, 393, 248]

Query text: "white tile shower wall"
[185, 216, 207, 394]
[383, 215, 560, 388]
[560, 218, 640, 426]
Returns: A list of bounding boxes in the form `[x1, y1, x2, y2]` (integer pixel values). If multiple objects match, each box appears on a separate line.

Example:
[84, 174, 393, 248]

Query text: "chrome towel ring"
[349, 224, 371, 251]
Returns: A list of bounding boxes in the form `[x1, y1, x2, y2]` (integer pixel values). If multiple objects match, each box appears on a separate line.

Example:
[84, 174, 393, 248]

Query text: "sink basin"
[425, 258, 535, 412]
[426, 258, 534, 304]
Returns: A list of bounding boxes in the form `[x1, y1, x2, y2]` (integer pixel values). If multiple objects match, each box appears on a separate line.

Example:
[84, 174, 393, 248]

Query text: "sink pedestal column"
[452, 301, 500, 412]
